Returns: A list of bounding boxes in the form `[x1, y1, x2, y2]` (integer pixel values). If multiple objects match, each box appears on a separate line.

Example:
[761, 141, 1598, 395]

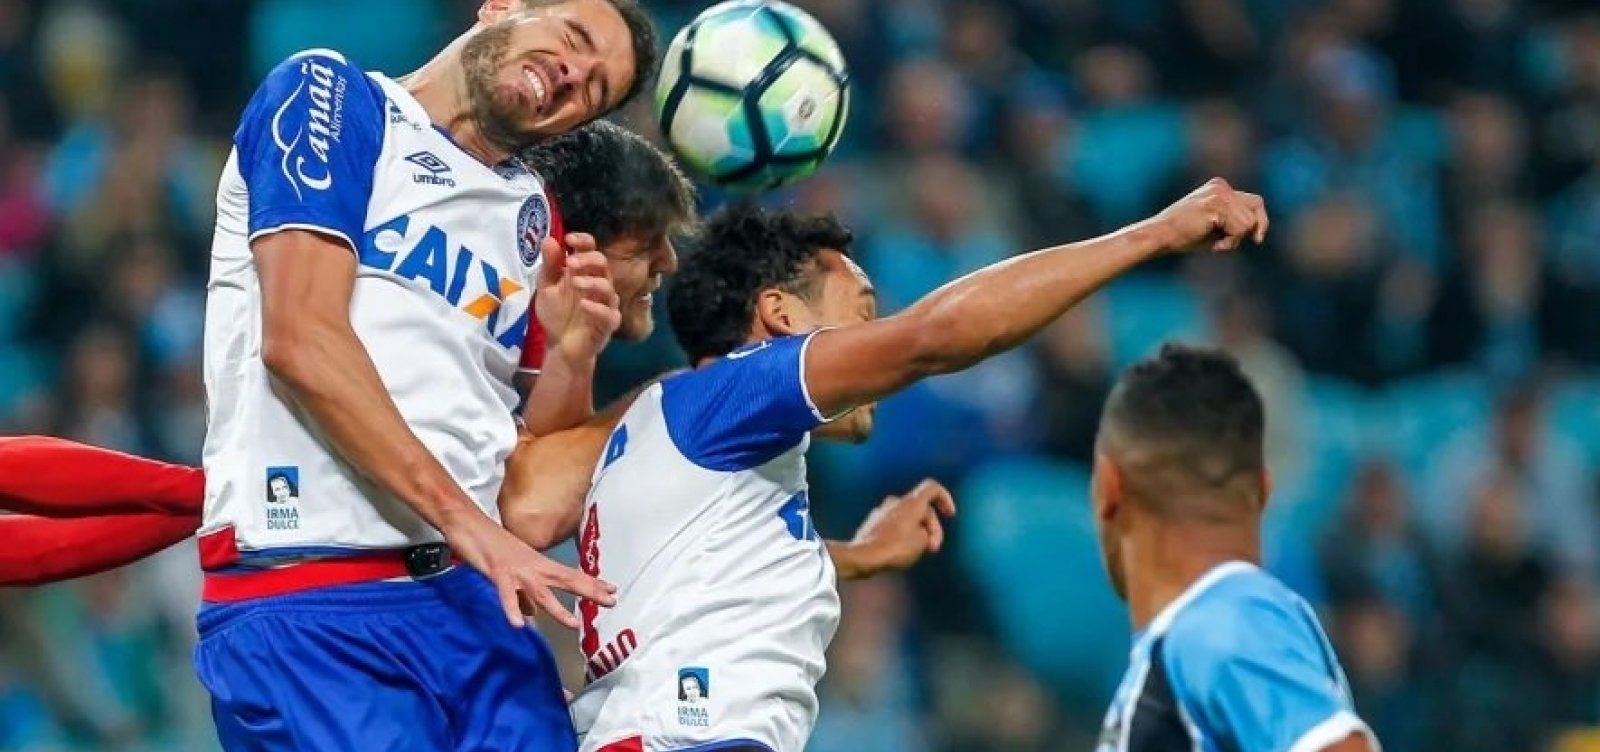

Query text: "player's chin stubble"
[462, 22, 535, 152]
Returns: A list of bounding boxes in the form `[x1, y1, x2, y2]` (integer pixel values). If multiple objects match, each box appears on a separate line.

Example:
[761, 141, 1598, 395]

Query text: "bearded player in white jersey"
[193, 0, 665, 748]
[501, 178, 1270, 752]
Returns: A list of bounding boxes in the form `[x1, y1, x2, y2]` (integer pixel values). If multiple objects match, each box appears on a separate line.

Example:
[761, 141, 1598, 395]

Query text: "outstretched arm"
[0, 512, 198, 587]
[827, 479, 956, 580]
[0, 436, 203, 586]
[0, 436, 203, 516]
[805, 179, 1268, 417]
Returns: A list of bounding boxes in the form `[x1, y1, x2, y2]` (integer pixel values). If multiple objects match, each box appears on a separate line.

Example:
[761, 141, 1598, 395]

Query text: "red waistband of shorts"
[202, 548, 460, 603]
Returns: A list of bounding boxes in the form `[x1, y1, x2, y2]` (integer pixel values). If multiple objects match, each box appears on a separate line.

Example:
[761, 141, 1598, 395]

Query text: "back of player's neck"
[1127, 531, 1258, 631]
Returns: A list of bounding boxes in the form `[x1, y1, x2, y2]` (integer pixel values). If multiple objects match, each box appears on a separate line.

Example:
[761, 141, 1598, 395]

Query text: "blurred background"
[1, 0, 1599, 749]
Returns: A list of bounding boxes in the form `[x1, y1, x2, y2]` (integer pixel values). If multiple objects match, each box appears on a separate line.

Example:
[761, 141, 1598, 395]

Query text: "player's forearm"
[903, 219, 1172, 375]
[0, 512, 198, 586]
[520, 349, 597, 437]
[263, 322, 487, 533]
[825, 540, 885, 580]
[500, 384, 647, 548]
[0, 436, 203, 516]
[499, 428, 593, 549]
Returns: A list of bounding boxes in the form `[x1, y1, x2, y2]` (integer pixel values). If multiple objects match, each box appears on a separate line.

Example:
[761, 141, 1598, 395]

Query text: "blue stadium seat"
[1275, 376, 1374, 535]
[0, 344, 46, 421]
[0, 257, 35, 340]
[1547, 379, 1600, 470]
[956, 457, 1130, 705]
[1100, 275, 1209, 371]
[1377, 371, 1492, 487]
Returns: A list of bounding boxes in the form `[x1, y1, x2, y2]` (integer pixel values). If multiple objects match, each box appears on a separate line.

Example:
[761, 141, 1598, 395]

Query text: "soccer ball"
[655, 0, 850, 192]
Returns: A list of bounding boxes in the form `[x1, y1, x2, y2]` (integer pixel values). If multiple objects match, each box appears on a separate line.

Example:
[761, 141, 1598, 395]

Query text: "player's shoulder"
[658, 334, 822, 472]
[271, 48, 363, 77]
[1160, 562, 1314, 658]
[253, 48, 386, 107]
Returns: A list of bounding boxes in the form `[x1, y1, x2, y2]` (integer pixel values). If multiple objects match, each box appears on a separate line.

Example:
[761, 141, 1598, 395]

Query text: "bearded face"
[459, 0, 639, 152]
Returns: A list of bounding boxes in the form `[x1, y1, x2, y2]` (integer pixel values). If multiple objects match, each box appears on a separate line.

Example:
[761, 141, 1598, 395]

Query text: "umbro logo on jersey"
[405, 151, 457, 188]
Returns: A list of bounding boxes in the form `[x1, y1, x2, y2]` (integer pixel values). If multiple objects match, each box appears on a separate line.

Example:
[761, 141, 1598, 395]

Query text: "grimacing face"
[807, 251, 879, 443]
[464, 0, 637, 149]
[603, 231, 679, 341]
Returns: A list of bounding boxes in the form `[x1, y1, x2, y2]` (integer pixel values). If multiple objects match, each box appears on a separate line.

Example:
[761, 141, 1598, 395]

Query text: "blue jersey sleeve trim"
[661, 331, 828, 472]
[247, 219, 357, 255]
[235, 49, 385, 250]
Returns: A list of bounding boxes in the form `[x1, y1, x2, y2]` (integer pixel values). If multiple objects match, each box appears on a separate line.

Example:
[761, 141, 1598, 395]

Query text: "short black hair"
[526, 0, 658, 112]
[667, 203, 854, 363]
[520, 120, 694, 247]
[603, 0, 658, 111]
[1098, 343, 1265, 518]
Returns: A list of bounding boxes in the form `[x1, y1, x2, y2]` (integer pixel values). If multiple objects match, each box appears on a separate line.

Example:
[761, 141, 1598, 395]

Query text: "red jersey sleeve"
[520, 192, 565, 375]
[0, 512, 198, 587]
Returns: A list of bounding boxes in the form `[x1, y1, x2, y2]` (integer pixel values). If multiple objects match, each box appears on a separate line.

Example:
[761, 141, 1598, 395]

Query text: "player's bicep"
[235, 50, 383, 251]
[802, 314, 933, 418]
[253, 230, 360, 354]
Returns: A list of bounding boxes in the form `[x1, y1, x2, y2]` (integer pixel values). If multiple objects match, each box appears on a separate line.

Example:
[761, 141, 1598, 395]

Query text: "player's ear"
[1091, 452, 1123, 525]
[754, 288, 805, 337]
[478, 0, 520, 24]
[1258, 469, 1273, 513]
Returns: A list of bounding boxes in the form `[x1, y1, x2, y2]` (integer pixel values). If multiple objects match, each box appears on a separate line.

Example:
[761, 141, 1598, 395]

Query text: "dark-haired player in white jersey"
[1090, 344, 1379, 752]
[502, 178, 1270, 752]
[196, 1, 662, 740]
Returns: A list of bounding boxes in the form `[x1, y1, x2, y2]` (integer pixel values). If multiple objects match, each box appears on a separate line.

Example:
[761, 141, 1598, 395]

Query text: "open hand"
[534, 233, 621, 364]
[1151, 177, 1269, 253]
[445, 513, 616, 629]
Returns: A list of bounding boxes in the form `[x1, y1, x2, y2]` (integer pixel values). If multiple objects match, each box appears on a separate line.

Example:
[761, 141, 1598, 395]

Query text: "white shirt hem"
[1287, 710, 1379, 752]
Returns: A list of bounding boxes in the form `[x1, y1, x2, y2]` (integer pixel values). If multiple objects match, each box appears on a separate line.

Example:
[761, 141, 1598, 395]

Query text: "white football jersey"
[570, 333, 843, 752]
[199, 49, 551, 567]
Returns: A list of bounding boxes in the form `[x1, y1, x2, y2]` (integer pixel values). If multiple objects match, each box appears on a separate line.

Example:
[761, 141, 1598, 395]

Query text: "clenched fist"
[1150, 178, 1270, 253]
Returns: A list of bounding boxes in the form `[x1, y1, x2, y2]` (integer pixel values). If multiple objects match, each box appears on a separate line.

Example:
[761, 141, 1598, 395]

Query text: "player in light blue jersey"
[1090, 344, 1380, 752]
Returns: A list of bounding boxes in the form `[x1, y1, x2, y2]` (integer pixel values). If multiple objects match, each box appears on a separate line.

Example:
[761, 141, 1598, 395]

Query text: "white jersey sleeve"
[234, 49, 384, 253]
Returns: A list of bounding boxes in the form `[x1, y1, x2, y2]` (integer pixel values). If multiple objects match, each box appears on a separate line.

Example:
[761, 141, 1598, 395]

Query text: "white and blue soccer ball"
[656, 0, 850, 192]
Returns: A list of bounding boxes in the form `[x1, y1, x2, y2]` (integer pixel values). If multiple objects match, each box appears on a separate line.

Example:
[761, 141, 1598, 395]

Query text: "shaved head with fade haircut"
[1091, 343, 1270, 598]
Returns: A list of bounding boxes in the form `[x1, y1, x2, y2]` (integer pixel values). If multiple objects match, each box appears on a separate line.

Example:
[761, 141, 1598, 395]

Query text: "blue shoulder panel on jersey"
[235, 49, 385, 251]
[660, 332, 827, 472]
[1162, 570, 1361, 752]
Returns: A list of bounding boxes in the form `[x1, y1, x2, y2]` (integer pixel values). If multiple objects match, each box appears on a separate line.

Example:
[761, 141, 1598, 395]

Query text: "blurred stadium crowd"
[1, 0, 1599, 749]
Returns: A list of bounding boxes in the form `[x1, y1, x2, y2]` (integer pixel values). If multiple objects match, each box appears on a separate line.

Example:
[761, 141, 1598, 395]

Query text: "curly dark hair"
[1098, 343, 1266, 517]
[523, 0, 659, 113]
[520, 120, 695, 247]
[666, 202, 855, 363]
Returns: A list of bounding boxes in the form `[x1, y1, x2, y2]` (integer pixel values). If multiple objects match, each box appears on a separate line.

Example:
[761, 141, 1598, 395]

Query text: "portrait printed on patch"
[265, 466, 300, 505]
[677, 667, 710, 704]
